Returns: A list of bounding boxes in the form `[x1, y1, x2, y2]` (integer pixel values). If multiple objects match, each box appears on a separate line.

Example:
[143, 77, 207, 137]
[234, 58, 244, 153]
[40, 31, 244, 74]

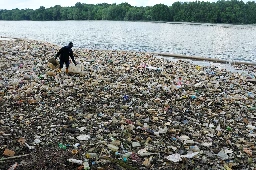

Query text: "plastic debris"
[217, 150, 229, 160]
[142, 158, 151, 167]
[76, 134, 90, 141]
[166, 152, 199, 162]
[71, 149, 78, 155]
[138, 148, 157, 157]
[243, 148, 252, 157]
[165, 153, 181, 162]
[1, 38, 256, 169]
[24, 143, 35, 150]
[107, 144, 119, 151]
[58, 143, 67, 150]
[3, 149, 15, 157]
[132, 142, 141, 148]
[67, 158, 83, 164]
[83, 160, 90, 170]
[8, 162, 18, 170]
[73, 143, 80, 148]
[182, 152, 199, 158]
[17, 138, 26, 145]
[86, 153, 98, 159]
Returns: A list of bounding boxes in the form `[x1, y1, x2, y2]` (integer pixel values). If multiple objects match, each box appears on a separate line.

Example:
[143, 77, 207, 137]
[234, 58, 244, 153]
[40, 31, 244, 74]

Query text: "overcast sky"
[0, 0, 216, 10]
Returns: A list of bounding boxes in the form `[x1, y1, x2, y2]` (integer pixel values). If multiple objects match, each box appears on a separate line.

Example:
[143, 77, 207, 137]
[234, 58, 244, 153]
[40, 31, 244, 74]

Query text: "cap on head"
[68, 42, 73, 47]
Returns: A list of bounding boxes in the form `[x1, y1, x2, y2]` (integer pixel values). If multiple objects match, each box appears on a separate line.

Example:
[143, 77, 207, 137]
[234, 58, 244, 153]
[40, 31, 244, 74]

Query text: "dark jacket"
[56, 46, 76, 65]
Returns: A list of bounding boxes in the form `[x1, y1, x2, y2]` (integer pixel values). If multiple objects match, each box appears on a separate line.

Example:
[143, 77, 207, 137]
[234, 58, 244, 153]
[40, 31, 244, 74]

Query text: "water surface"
[0, 21, 256, 62]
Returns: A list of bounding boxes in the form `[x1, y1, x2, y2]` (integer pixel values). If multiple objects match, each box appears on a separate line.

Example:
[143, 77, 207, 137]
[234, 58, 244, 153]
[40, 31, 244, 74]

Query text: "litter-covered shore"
[0, 38, 256, 170]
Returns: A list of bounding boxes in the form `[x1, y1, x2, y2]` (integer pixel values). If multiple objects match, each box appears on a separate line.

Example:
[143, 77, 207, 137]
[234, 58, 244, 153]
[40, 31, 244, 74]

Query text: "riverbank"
[0, 38, 256, 169]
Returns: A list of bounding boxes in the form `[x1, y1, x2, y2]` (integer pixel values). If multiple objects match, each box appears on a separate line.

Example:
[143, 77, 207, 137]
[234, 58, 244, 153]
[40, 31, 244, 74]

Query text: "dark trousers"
[59, 60, 69, 69]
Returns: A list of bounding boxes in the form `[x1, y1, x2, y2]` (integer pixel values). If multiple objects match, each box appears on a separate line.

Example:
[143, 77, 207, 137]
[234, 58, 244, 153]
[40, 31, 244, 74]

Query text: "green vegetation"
[0, 0, 256, 24]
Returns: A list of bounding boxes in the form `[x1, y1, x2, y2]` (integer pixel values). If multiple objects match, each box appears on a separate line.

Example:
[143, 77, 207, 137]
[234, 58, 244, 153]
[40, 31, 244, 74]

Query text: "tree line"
[0, 0, 256, 24]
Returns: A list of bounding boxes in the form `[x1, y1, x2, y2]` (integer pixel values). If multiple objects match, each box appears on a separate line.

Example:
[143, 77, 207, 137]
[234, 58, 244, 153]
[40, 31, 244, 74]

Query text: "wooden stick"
[0, 154, 30, 161]
[153, 52, 256, 66]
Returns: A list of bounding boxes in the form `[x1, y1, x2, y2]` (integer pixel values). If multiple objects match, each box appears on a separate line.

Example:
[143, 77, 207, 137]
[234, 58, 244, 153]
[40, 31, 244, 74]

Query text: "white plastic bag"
[61, 63, 84, 73]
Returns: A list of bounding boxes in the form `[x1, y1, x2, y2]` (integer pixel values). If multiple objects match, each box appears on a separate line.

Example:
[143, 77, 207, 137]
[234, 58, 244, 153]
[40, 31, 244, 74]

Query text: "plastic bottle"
[83, 159, 90, 170]
[67, 158, 83, 164]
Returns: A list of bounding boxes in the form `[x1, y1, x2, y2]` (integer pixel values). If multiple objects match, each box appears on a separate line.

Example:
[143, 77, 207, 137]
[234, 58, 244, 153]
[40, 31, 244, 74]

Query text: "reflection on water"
[0, 21, 256, 62]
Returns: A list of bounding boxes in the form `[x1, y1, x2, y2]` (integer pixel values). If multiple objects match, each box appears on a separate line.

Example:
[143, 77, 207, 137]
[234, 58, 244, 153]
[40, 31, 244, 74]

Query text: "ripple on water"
[1, 21, 256, 62]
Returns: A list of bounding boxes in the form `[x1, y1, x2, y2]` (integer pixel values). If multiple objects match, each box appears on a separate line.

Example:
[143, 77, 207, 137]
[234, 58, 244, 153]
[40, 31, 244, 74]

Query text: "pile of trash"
[0, 38, 256, 170]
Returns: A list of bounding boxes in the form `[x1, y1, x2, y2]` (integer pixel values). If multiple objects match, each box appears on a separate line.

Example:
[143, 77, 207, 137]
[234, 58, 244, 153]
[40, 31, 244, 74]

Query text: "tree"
[142, 6, 152, 20]
[52, 5, 61, 20]
[125, 7, 144, 21]
[33, 6, 46, 20]
[0, 1, 255, 24]
[152, 4, 171, 21]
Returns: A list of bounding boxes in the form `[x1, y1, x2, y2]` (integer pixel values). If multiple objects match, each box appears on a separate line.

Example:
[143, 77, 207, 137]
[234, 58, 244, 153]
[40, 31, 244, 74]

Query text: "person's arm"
[70, 50, 77, 65]
[55, 47, 63, 59]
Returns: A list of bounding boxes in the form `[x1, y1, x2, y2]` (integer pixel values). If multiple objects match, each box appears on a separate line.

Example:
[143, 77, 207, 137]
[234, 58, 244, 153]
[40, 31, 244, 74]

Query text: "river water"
[0, 20, 256, 62]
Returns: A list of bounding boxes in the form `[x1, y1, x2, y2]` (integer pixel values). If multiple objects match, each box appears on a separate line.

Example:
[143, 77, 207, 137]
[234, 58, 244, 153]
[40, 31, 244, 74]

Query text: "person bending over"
[55, 42, 77, 73]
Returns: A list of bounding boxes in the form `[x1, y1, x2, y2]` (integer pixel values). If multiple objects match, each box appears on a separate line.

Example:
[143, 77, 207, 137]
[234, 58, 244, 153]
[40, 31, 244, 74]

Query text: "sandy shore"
[0, 38, 256, 169]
